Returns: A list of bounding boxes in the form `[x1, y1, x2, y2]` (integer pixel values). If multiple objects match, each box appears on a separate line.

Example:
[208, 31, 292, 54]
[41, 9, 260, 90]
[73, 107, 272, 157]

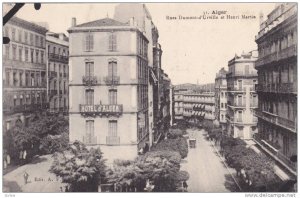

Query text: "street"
[3, 155, 63, 192]
[181, 128, 239, 192]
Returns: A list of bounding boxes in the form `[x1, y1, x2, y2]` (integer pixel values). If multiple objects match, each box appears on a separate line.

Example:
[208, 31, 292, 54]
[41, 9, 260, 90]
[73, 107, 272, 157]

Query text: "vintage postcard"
[2, 2, 297, 195]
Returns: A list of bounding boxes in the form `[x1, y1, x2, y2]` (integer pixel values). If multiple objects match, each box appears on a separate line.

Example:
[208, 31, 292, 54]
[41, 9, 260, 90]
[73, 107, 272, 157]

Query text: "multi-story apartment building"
[46, 32, 69, 112]
[183, 92, 215, 122]
[255, 3, 297, 173]
[68, 17, 149, 163]
[3, 16, 48, 131]
[173, 87, 215, 124]
[215, 67, 228, 130]
[226, 52, 258, 139]
[114, 3, 171, 147]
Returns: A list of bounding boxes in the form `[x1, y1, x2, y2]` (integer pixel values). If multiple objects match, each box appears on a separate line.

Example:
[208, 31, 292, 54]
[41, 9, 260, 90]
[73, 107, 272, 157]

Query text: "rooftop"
[75, 17, 128, 28]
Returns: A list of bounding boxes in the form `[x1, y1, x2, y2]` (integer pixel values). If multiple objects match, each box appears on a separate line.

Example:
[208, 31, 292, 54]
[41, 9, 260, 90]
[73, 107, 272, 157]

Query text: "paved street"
[3, 155, 63, 192]
[181, 128, 239, 192]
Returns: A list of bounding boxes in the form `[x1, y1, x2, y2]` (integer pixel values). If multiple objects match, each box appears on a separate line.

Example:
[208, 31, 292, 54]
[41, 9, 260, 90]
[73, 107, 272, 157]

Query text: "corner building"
[226, 52, 258, 139]
[68, 18, 149, 164]
[255, 3, 297, 172]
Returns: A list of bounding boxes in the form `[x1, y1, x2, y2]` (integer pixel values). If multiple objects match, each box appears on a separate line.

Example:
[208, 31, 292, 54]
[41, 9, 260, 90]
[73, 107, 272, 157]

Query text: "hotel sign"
[79, 104, 123, 117]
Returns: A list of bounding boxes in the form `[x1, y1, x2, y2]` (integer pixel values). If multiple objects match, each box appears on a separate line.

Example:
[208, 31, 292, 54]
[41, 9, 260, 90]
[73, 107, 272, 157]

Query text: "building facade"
[215, 67, 228, 130]
[114, 3, 171, 147]
[255, 3, 297, 172]
[3, 16, 48, 131]
[68, 17, 149, 163]
[226, 52, 258, 139]
[46, 32, 69, 112]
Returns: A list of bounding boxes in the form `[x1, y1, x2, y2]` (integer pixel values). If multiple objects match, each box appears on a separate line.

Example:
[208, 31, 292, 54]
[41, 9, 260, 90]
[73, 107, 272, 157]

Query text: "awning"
[150, 69, 158, 85]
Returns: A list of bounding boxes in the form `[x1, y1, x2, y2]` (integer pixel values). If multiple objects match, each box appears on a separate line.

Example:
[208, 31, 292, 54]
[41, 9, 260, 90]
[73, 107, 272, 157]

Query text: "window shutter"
[90, 34, 94, 51]
[112, 34, 117, 51]
[109, 34, 113, 51]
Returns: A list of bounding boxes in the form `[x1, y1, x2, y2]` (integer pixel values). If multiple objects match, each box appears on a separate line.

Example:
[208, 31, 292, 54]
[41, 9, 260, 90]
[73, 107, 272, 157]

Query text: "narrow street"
[181, 128, 239, 192]
[3, 155, 63, 192]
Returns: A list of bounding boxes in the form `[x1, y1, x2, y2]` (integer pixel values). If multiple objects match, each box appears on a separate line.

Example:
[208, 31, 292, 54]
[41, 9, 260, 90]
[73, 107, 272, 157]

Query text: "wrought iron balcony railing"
[104, 76, 120, 85]
[82, 76, 98, 86]
[106, 136, 120, 145]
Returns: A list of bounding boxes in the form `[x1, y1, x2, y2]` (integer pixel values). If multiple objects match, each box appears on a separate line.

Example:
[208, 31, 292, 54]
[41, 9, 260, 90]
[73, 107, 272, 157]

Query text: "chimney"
[71, 17, 76, 27]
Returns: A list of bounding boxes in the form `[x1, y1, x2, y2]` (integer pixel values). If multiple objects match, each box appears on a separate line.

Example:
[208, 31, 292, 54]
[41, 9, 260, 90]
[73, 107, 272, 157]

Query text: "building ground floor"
[69, 112, 149, 164]
[227, 121, 257, 140]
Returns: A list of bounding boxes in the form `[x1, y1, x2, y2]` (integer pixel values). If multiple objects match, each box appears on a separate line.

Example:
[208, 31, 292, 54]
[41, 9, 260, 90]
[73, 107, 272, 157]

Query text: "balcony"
[255, 110, 296, 133]
[106, 136, 120, 145]
[82, 76, 98, 86]
[48, 71, 57, 79]
[79, 104, 123, 117]
[48, 53, 68, 64]
[104, 76, 120, 86]
[49, 90, 58, 99]
[256, 45, 297, 68]
[256, 83, 297, 94]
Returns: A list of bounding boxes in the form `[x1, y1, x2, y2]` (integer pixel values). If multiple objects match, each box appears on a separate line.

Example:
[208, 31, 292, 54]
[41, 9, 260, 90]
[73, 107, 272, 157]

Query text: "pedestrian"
[23, 171, 29, 184]
[7, 154, 11, 165]
[183, 181, 188, 191]
[60, 187, 63, 192]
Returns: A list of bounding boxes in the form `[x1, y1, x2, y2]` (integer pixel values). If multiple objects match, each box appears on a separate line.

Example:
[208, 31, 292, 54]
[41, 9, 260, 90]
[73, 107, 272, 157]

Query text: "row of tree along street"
[4, 112, 190, 192]
[49, 125, 190, 192]
[201, 119, 295, 192]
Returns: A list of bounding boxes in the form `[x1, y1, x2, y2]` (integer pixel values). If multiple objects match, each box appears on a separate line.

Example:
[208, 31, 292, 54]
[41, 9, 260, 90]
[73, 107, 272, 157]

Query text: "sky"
[15, 3, 276, 85]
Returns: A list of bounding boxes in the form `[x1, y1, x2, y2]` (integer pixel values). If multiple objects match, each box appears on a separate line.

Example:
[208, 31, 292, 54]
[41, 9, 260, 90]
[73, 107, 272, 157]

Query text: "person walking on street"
[24, 171, 29, 184]
[183, 181, 188, 191]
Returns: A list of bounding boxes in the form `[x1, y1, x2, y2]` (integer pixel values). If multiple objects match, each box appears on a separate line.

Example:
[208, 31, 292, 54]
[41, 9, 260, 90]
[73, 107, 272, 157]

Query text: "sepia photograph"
[1, 1, 298, 195]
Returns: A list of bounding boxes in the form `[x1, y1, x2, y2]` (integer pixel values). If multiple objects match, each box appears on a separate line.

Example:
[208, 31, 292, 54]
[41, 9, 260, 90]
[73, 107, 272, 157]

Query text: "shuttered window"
[108, 120, 117, 137]
[84, 33, 94, 51]
[85, 120, 94, 144]
[85, 62, 94, 76]
[85, 89, 94, 105]
[108, 33, 117, 51]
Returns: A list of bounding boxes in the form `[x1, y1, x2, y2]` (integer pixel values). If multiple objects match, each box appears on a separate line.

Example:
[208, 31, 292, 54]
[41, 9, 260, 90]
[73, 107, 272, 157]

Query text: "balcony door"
[85, 62, 94, 77]
[108, 60, 117, 78]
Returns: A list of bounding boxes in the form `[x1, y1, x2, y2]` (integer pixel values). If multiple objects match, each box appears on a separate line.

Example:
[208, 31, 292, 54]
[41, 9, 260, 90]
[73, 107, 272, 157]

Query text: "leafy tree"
[49, 141, 106, 192]
[151, 137, 188, 159]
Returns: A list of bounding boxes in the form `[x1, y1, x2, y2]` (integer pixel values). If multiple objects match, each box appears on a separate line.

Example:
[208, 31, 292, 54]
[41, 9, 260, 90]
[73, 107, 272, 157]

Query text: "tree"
[151, 137, 188, 159]
[49, 141, 106, 192]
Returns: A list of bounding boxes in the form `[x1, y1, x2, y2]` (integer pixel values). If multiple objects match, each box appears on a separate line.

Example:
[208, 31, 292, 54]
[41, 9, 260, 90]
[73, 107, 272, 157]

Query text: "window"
[35, 35, 39, 46]
[19, 72, 23, 86]
[12, 45, 17, 60]
[85, 120, 94, 144]
[18, 30, 22, 42]
[53, 47, 56, 54]
[5, 70, 10, 85]
[24, 32, 28, 43]
[85, 89, 94, 105]
[109, 90, 117, 105]
[5, 45, 9, 59]
[108, 60, 117, 77]
[85, 62, 94, 76]
[84, 33, 94, 51]
[40, 37, 43, 47]
[25, 47, 29, 62]
[30, 49, 34, 63]
[31, 73, 35, 86]
[30, 33, 34, 45]
[108, 33, 117, 51]
[36, 50, 39, 63]
[12, 28, 16, 41]
[109, 120, 117, 137]
[41, 51, 44, 63]
[18, 47, 22, 61]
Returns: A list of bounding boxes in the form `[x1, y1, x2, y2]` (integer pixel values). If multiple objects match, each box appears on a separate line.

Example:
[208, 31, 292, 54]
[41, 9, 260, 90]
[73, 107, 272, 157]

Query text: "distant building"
[173, 85, 215, 124]
[3, 16, 48, 131]
[215, 67, 228, 130]
[46, 32, 69, 112]
[226, 52, 258, 139]
[255, 3, 297, 173]
[68, 17, 149, 163]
